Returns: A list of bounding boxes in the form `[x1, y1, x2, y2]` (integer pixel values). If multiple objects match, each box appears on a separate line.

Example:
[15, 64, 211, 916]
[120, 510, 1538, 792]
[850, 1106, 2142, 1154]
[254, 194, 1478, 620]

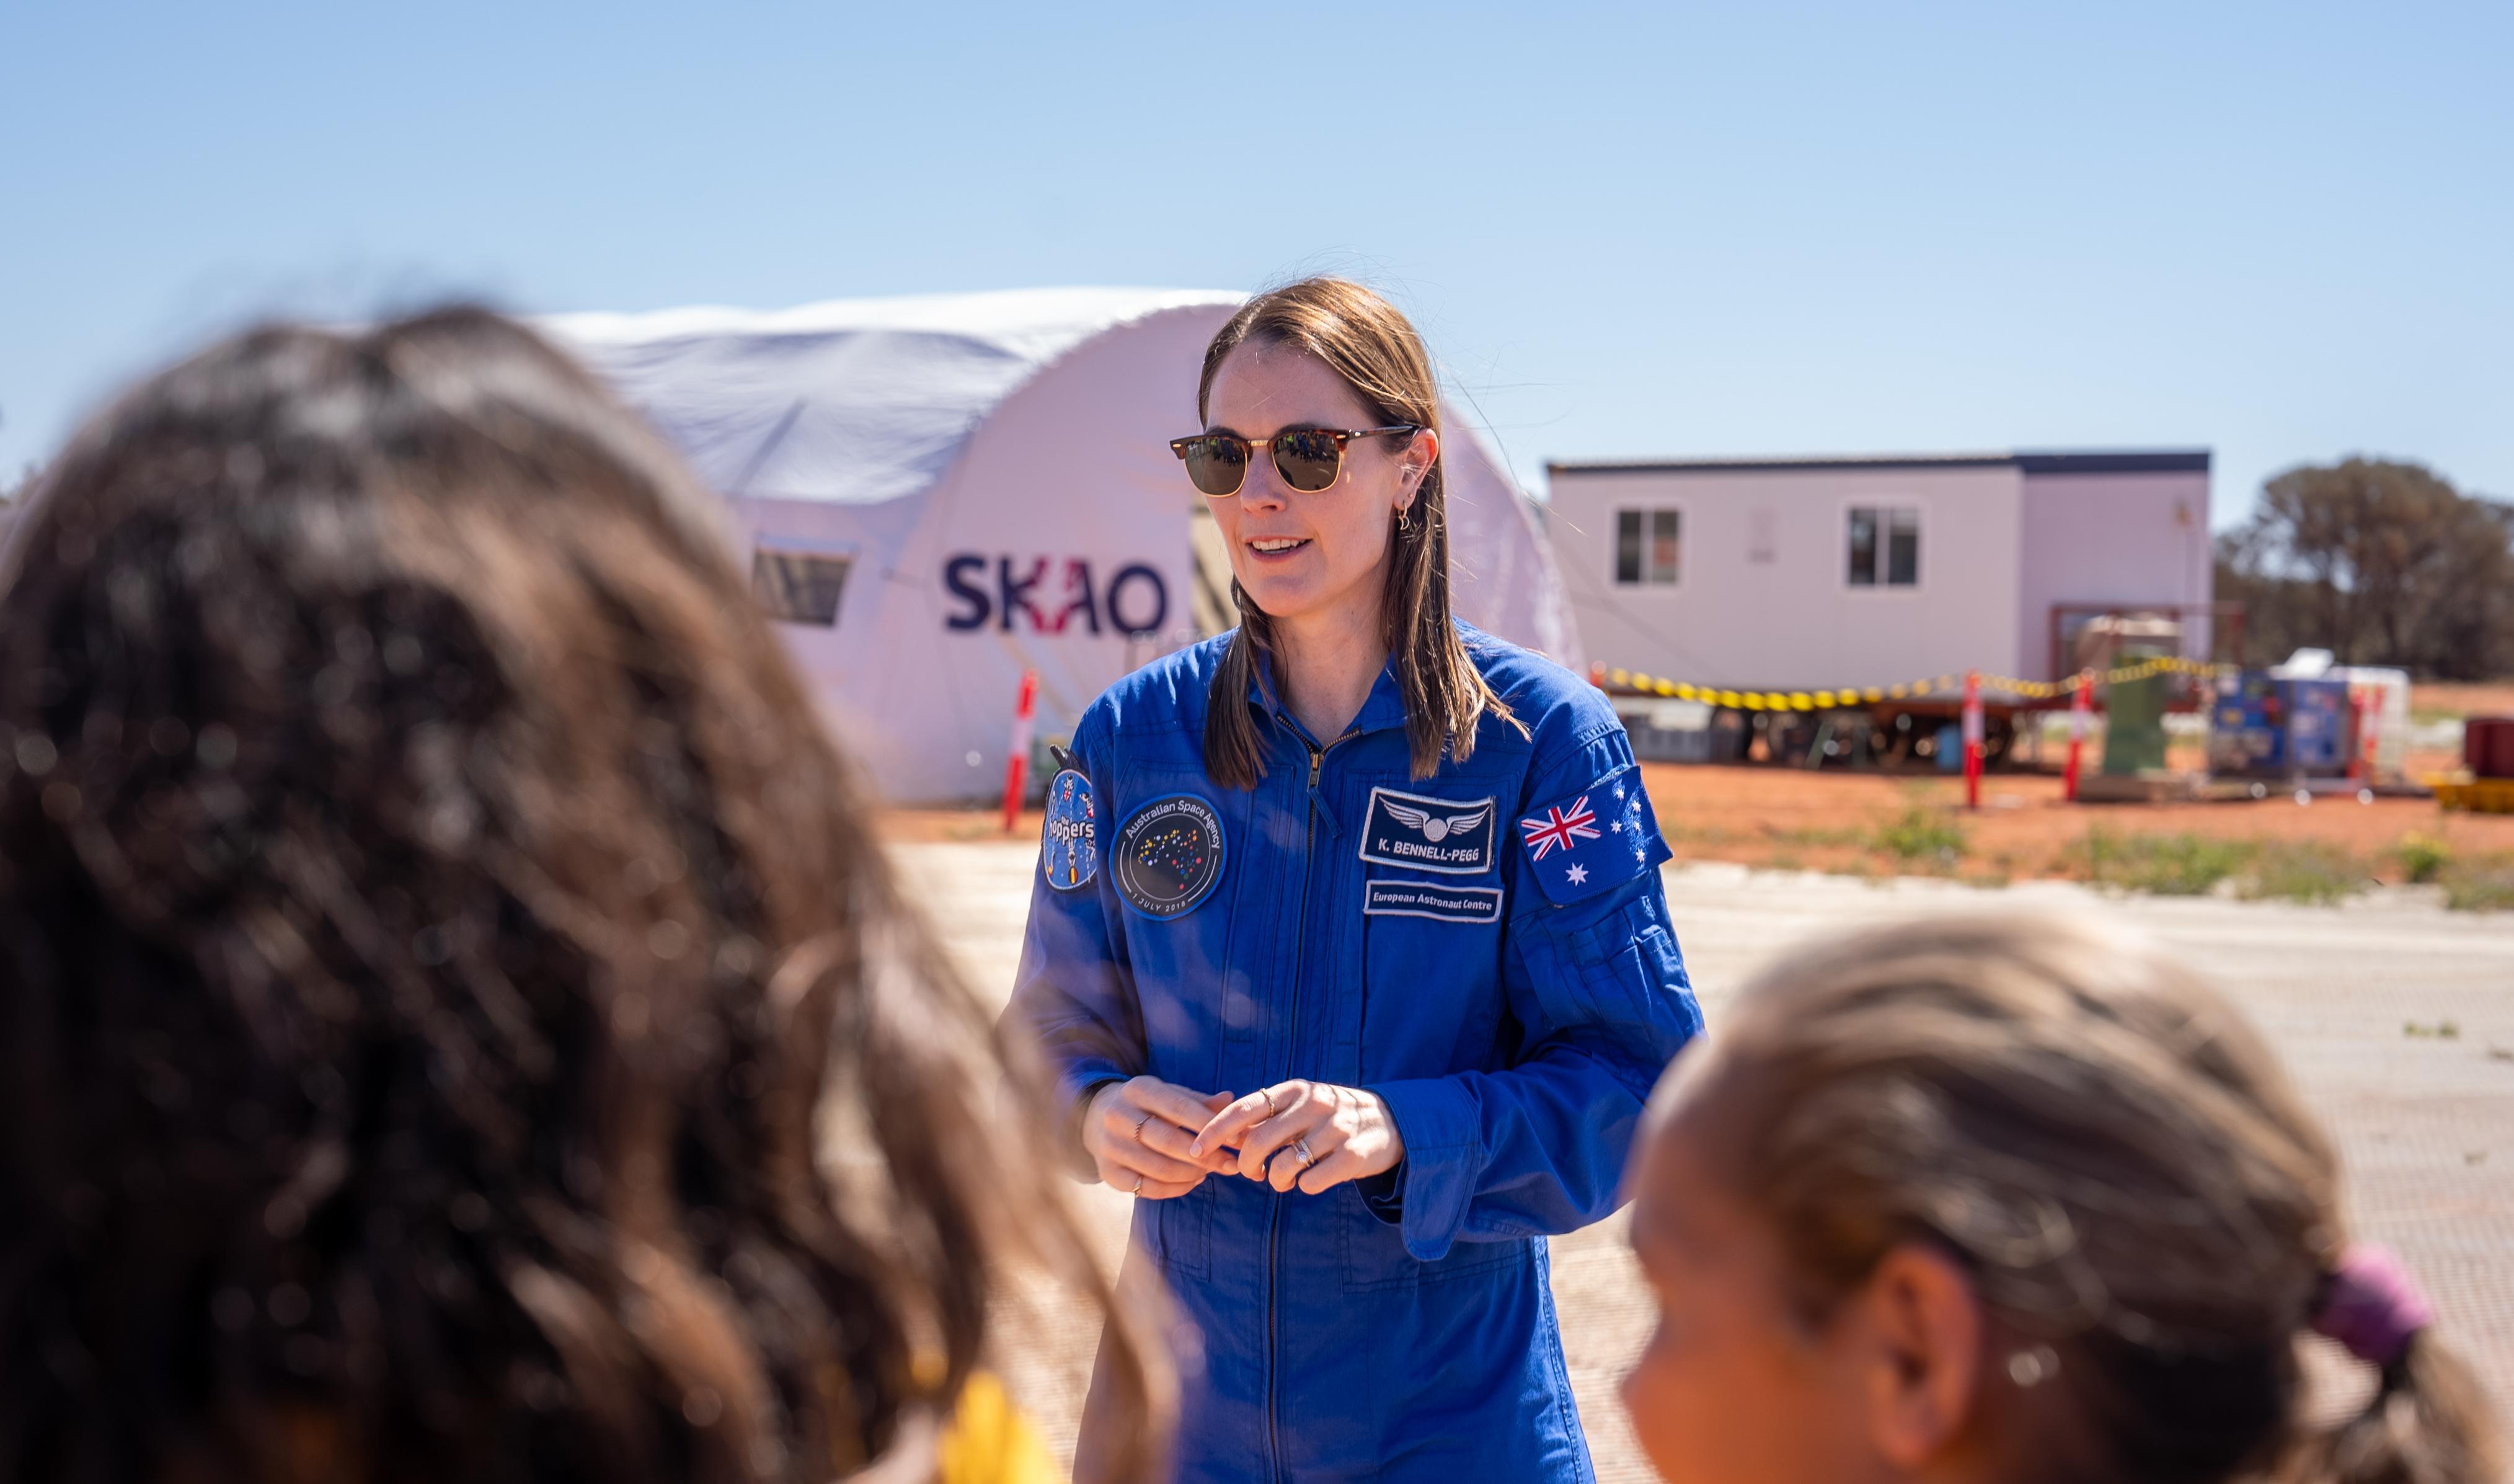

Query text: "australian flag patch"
[1518, 767, 1667, 906]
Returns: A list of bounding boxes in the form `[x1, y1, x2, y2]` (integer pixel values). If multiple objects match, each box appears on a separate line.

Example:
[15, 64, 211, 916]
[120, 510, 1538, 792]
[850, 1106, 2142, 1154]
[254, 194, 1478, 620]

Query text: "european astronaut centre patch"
[1041, 768, 1098, 891]
[1112, 793, 1228, 919]
[1519, 770, 1663, 906]
[1363, 878, 1503, 924]
[1358, 786, 1498, 875]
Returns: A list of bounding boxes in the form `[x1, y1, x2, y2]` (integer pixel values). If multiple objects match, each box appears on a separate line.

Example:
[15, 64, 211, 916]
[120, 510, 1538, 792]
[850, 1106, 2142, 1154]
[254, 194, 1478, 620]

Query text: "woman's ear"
[1853, 1243, 1984, 1469]
[1396, 427, 1440, 498]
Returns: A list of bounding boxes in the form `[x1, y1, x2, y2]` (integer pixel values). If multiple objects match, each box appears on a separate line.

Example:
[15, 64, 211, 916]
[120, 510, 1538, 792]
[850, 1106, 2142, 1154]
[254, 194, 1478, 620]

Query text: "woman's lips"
[1245, 537, 1312, 563]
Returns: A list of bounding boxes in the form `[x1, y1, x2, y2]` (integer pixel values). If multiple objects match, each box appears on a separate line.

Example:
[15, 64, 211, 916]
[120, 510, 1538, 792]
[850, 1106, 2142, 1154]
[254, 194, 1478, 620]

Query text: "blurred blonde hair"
[1671, 909, 2499, 1484]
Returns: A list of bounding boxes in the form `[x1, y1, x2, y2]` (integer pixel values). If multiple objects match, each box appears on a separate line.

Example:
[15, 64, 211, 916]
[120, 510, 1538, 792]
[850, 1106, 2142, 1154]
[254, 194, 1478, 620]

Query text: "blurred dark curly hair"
[0, 309, 1166, 1484]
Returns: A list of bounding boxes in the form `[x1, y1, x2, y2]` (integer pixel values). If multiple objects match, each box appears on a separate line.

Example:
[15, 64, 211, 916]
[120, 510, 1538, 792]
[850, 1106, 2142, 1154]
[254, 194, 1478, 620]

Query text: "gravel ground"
[890, 844, 2514, 1482]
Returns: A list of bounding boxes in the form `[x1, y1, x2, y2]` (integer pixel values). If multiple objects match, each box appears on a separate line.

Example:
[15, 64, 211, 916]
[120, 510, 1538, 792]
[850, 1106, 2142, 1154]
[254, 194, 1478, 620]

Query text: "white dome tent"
[548, 288, 1583, 805]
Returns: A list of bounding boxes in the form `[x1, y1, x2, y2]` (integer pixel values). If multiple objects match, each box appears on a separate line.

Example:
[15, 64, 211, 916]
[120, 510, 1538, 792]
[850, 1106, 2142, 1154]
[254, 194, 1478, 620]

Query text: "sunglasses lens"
[1181, 437, 1247, 497]
[1273, 428, 1343, 492]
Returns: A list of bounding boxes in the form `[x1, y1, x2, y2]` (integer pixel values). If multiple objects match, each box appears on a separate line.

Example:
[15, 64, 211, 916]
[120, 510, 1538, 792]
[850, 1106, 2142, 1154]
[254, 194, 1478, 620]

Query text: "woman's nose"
[1236, 452, 1292, 510]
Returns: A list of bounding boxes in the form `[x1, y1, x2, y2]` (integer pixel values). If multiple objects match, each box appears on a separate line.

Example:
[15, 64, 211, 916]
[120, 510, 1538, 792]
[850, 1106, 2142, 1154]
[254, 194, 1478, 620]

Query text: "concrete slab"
[890, 845, 2514, 1482]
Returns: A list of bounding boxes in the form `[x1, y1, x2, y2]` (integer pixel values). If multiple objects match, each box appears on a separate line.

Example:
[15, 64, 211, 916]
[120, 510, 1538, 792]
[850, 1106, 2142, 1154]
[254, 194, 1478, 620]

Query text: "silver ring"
[1131, 1174, 1144, 1194]
[1133, 1112, 1153, 1144]
[1294, 1138, 1315, 1168]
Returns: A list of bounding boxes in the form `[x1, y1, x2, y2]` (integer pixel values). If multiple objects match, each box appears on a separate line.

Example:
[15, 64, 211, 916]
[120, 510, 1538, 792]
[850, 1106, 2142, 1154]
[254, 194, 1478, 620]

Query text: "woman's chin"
[1236, 571, 1326, 622]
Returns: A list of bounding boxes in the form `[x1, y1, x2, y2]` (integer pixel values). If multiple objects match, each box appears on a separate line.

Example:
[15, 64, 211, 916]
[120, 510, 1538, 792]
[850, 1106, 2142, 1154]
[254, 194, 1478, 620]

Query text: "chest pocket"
[1111, 756, 1254, 1098]
[1354, 774, 1511, 1085]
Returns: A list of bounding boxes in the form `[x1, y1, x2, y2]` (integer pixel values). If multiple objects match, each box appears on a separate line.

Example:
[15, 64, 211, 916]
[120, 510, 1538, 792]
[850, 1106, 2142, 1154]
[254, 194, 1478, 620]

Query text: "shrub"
[2237, 840, 2372, 905]
[2083, 830, 2251, 896]
[2394, 833, 2452, 885]
[1874, 802, 1966, 868]
[2441, 855, 2514, 912]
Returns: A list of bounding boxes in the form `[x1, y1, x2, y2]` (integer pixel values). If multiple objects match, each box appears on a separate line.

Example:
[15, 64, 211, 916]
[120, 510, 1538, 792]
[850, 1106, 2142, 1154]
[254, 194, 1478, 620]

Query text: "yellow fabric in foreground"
[936, 1372, 1061, 1484]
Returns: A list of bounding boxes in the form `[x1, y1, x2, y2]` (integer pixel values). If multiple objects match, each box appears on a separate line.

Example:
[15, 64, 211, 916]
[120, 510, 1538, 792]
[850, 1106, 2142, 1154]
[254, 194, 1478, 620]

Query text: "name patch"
[1112, 793, 1228, 919]
[1363, 879, 1504, 924]
[1358, 786, 1498, 875]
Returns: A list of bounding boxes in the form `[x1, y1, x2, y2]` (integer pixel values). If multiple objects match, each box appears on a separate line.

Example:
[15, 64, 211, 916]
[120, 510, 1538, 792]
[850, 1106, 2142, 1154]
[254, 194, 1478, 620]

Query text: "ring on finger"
[1133, 1112, 1153, 1144]
[1260, 1088, 1278, 1119]
[1294, 1137, 1316, 1168]
[1131, 1174, 1144, 1194]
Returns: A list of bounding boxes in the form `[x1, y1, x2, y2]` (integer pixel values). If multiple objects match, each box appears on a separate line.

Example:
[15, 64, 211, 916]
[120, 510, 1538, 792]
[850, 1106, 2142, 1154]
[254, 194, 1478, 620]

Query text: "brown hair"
[1197, 278, 1518, 787]
[1675, 910, 2500, 1484]
[0, 309, 1167, 1484]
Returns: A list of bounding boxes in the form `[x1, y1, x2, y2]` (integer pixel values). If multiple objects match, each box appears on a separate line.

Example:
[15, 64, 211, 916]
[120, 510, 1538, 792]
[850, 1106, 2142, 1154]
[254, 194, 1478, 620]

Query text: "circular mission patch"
[1041, 768, 1098, 891]
[1112, 793, 1228, 919]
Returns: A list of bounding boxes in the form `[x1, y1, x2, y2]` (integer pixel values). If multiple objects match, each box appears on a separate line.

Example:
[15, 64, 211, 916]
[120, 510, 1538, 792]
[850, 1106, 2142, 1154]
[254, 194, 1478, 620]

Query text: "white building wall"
[2015, 468, 2213, 678]
[1436, 423, 1587, 674]
[1547, 462, 2025, 692]
[853, 307, 1221, 803]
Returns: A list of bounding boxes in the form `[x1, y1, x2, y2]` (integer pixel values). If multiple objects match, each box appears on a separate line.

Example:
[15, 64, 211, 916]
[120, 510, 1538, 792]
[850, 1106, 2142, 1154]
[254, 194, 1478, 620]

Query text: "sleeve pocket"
[1570, 896, 1684, 1028]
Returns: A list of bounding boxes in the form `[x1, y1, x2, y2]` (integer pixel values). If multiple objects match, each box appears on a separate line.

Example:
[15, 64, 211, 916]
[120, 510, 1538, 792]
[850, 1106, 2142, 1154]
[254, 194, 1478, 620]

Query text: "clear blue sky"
[6, 1, 2507, 528]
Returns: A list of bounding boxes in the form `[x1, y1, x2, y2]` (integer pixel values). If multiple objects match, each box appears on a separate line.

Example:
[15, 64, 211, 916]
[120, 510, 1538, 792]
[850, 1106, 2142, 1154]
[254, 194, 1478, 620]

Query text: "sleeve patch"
[1040, 768, 1099, 891]
[1518, 768, 1667, 905]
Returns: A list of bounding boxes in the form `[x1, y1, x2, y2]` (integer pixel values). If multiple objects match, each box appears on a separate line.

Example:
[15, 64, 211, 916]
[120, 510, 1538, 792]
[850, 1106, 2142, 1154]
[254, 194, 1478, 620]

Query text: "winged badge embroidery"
[1383, 802, 1491, 843]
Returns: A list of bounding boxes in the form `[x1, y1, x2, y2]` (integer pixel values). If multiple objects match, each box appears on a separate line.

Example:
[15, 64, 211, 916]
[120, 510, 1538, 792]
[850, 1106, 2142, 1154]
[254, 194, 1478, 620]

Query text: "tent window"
[1614, 508, 1680, 586]
[753, 547, 853, 626]
[1847, 506, 1919, 588]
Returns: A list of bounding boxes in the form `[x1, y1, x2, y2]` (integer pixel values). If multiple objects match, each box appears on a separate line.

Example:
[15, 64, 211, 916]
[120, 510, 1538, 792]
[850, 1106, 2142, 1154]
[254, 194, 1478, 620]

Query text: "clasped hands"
[1084, 1075, 1404, 1200]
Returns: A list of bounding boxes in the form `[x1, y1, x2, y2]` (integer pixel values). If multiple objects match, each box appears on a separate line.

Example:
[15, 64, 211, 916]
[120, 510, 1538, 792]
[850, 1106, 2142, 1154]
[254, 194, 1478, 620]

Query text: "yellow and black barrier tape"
[1600, 656, 2226, 712]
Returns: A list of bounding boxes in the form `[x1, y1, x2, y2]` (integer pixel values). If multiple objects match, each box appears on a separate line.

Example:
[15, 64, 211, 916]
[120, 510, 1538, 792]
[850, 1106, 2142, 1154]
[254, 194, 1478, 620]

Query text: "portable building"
[549, 288, 1580, 805]
[1544, 449, 2214, 693]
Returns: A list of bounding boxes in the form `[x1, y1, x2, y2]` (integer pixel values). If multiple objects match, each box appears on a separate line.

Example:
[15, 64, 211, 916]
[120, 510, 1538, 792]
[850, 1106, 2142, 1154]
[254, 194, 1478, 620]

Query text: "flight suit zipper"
[1267, 738, 1334, 1484]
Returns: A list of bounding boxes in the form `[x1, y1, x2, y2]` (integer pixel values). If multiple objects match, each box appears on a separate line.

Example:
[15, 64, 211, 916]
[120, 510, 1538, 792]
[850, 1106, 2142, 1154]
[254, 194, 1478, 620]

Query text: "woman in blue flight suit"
[1009, 279, 1701, 1484]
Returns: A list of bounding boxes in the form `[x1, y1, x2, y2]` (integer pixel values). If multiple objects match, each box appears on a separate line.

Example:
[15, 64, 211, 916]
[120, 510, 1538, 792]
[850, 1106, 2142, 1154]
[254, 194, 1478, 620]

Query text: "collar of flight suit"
[1244, 640, 1411, 748]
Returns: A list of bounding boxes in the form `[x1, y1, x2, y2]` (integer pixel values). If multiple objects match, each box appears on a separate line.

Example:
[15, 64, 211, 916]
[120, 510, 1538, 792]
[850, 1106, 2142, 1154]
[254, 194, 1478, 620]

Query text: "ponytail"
[2280, 1315, 2502, 1483]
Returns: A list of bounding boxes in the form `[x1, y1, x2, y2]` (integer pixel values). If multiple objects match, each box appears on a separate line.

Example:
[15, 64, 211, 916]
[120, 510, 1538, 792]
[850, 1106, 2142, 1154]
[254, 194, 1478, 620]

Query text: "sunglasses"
[1169, 424, 1420, 498]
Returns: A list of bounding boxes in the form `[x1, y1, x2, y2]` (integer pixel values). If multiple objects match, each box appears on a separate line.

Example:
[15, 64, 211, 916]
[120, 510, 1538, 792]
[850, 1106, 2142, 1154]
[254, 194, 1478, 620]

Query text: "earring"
[1395, 504, 1416, 534]
[2006, 1346, 2060, 1387]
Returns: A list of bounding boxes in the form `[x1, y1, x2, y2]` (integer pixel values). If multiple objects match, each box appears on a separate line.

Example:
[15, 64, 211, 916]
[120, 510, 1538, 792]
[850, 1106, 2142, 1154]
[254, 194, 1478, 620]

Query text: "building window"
[1846, 506, 1919, 587]
[753, 546, 853, 626]
[1615, 508, 1681, 586]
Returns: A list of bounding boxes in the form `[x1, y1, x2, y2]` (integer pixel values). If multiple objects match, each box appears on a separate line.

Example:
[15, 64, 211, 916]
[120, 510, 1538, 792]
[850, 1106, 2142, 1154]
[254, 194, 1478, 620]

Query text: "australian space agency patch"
[1518, 767, 1668, 906]
[1112, 793, 1228, 919]
[1041, 769, 1098, 891]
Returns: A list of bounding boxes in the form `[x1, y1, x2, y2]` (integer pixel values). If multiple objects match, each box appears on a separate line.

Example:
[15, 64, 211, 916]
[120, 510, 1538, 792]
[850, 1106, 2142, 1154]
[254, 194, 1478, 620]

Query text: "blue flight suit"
[1009, 622, 1701, 1483]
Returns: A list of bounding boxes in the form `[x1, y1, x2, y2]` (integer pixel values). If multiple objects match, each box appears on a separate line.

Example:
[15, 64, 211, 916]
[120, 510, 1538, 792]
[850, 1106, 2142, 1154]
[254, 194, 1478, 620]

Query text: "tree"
[2215, 458, 2514, 679]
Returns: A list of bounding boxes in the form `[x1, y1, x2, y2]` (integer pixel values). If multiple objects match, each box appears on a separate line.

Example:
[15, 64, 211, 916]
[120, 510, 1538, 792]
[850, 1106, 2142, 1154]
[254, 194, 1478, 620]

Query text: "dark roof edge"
[1546, 448, 2211, 477]
[2014, 449, 2211, 475]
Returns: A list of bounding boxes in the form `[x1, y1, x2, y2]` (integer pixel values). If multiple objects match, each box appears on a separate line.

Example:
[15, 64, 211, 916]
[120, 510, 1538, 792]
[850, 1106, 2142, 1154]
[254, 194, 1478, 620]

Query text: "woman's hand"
[1084, 1077, 1234, 1199]
[1189, 1080, 1405, 1195]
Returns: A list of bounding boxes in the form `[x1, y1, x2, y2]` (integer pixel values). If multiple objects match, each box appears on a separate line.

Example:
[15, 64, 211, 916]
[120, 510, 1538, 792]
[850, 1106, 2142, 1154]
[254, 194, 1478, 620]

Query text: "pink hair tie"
[2311, 1245, 2435, 1367]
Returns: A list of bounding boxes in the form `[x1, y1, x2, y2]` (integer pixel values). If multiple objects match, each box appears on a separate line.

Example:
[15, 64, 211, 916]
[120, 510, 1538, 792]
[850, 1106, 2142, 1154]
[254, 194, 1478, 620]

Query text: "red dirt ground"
[1639, 761, 2514, 883]
[880, 686, 2514, 883]
[2415, 681, 2514, 720]
[883, 762, 2514, 881]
